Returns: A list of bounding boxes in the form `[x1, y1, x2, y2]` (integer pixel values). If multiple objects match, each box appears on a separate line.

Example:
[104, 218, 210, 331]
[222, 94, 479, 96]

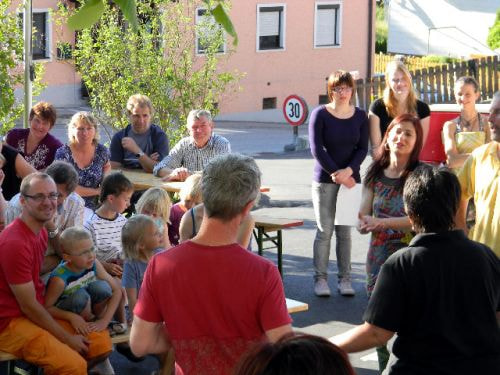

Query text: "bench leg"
[255, 228, 264, 256]
[277, 230, 283, 277]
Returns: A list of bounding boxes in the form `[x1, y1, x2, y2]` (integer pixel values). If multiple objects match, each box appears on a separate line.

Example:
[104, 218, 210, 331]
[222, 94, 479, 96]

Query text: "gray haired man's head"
[202, 153, 261, 221]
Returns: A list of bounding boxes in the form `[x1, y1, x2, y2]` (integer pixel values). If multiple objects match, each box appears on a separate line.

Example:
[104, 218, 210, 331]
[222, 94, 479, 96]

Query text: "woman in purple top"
[6, 102, 63, 170]
[309, 70, 369, 298]
[55, 112, 110, 210]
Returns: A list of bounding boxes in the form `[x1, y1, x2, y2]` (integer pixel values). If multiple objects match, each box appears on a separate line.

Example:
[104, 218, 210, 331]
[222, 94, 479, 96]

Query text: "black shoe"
[115, 344, 145, 363]
[12, 360, 38, 375]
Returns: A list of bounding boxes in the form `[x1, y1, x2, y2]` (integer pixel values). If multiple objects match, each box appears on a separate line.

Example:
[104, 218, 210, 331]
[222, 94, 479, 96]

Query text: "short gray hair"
[202, 153, 261, 221]
[46, 161, 79, 193]
[187, 109, 212, 127]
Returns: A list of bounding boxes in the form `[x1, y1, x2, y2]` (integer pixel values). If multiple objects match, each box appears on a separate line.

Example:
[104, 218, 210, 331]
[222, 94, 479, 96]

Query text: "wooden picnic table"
[120, 169, 270, 193]
[252, 215, 304, 276]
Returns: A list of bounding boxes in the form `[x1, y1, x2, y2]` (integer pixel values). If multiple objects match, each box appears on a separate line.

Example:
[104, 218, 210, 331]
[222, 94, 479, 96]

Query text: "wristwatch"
[48, 228, 59, 239]
[135, 151, 145, 158]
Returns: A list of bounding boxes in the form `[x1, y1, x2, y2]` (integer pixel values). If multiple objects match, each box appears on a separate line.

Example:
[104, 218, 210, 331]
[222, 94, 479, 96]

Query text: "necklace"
[459, 112, 478, 130]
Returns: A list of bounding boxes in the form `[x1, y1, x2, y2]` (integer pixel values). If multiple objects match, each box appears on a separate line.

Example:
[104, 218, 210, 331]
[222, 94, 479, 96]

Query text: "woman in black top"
[0, 142, 36, 200]
[369, 61, 430, 157]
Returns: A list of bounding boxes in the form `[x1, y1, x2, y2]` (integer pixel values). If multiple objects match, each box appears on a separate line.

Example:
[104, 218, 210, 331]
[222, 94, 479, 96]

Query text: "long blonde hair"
[122, 214, 155, 261]
[135, 187, 172, 224]
[383, 61, 417, 118]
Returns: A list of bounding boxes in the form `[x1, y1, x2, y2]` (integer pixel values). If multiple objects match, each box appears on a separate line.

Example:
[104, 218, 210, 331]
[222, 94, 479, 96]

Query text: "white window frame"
[256, 3, 286, 52]
[195, 7, 226, 55]
[18, 9, 52, 61]
[314, 1, 342, 49]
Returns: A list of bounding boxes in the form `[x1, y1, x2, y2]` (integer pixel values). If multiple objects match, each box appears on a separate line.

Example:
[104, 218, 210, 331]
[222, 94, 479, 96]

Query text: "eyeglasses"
[391, 78, 406, 84]
[23, 193, 60, 203]
[65, 247, 96, 257]
[332, 86, 352, 94]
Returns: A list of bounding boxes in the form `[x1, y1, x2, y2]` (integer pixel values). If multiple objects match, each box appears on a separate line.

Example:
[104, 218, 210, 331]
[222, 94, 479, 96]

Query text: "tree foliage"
[486, 9, 500, 50]
[68, 0, 237, 45]
[0, 0, 45, 134]
[59, 0, 240, 144]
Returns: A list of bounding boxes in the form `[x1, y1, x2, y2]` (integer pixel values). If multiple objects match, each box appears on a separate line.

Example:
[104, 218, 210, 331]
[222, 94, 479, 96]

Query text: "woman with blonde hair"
[55, 111, 111, 209]
[369, 60, 430, 155]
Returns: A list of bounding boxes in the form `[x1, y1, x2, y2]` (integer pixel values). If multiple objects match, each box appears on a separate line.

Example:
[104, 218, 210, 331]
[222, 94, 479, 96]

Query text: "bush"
[486, 9, 500, 50]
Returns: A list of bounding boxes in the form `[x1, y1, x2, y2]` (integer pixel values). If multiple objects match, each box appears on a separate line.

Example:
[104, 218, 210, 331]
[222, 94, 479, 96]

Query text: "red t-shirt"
[135, 241, 292, 375]
[0, 219, 47, 332]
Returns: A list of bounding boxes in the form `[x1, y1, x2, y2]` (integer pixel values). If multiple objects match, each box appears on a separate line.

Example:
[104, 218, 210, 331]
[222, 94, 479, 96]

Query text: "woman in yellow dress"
[442, 76, 490, 169]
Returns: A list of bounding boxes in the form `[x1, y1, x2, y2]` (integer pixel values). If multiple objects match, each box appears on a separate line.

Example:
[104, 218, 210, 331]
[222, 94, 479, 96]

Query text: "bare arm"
[265, 324, 293, 343]
[110, 161, 123, 170]
[357, 184, 374, 234]
[442, 121, 470, 169]
[75, 185, 100, 198]
[368, 112, 382, 155]
[10, 281, 89, 354]
[15, 153, 36, 178]
[130, 315, 170, 357]
[330, 322, 394, 353]
[455, 198, 468, 233]
[420, 116, 430, 148]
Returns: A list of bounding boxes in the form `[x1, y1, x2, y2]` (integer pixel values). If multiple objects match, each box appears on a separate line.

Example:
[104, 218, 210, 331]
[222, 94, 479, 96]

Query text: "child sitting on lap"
[168, 172, 202, 246]
[136, 187, 172, 250]
[44, 227, 121, 334]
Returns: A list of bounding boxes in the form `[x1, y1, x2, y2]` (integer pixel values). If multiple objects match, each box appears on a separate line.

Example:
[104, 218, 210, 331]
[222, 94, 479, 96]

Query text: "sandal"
[108, 321, 127, 335]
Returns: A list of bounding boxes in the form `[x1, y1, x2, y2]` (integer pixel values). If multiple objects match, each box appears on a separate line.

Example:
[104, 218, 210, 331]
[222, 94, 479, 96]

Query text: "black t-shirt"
[364, 230, 500, 375]
[1, 144, 22, 200]
[369, 98, 431, 136]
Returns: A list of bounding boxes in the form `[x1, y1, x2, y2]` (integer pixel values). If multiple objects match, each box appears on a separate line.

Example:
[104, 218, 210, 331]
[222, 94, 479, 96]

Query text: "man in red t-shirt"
[0, 173, 111, 375]
[131, 154, 292, 375]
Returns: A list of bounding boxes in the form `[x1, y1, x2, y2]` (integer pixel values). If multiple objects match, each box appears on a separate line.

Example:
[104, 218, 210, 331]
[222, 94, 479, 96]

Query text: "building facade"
[12, 0, 375, 115]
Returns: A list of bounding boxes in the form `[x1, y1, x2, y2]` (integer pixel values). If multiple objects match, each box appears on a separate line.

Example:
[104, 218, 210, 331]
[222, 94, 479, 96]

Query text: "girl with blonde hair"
[369, 60, 430, 156]
[135, 187, 172, 249]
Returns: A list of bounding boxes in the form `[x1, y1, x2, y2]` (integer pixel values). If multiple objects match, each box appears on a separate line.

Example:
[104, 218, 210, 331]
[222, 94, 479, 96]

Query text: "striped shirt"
[153, 134, 230, 176]
[84, 213, 127, 262]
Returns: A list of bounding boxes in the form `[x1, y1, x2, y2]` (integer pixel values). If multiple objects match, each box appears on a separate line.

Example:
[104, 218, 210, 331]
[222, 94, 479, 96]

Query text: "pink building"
[12, 0, 375, 114]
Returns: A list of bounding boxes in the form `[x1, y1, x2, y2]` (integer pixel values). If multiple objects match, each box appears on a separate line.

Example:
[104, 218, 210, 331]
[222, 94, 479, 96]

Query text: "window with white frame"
[195, 8, 225, 54]
[314, 2, 341, 48]
[257, 4, 285, 51]
[18, 11, 50, 60]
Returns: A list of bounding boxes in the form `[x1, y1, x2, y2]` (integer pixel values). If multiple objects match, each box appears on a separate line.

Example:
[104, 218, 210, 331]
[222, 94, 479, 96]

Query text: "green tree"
[487, 9, 500, 50]
[61, 0, 240, 144]
[0, 0, 45, 134]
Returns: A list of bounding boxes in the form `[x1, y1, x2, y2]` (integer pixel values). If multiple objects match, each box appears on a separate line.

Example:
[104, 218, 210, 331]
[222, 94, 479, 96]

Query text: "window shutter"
[259, 11, 279, 37]
[316, 7, 337, 46]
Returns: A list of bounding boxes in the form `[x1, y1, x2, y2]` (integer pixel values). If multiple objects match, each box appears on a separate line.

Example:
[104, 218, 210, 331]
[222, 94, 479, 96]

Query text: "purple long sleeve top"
[309, 105, 369, 183]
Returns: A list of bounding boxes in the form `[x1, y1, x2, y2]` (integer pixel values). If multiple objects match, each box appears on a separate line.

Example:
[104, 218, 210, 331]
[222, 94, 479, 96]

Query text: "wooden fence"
[355, 55, 499, 112]
[374, 53, 451, 74]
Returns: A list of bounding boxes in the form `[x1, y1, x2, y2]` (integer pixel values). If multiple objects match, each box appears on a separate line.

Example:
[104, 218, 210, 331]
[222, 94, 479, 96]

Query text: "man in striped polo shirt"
[153, 109, 230, 181]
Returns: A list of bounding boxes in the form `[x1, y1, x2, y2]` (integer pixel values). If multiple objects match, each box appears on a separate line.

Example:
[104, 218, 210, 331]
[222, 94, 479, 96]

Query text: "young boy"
[44, 226, 122, 373]
[84, 172, 134, 277]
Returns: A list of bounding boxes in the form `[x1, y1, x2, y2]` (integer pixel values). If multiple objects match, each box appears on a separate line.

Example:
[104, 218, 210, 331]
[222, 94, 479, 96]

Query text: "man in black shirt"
[331, 165, 500, 374]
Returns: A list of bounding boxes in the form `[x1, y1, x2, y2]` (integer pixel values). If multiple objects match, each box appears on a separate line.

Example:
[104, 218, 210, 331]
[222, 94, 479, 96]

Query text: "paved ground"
[8, 110, 379, 374]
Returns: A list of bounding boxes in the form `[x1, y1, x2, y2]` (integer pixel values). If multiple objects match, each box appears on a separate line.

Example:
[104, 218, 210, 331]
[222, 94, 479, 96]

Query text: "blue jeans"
[312, 181, 352, 281]
[56, 280, 112, 314]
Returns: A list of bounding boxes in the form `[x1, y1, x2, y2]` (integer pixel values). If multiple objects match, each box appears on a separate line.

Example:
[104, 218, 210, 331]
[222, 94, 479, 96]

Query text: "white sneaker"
[338, 279, 355, 296]
[90, 358, 115, 375]
[314, 279, 331, 297]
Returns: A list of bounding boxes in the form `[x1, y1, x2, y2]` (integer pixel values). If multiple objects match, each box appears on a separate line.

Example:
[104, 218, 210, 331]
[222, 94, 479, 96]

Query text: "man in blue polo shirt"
[110, 94, 169, 173]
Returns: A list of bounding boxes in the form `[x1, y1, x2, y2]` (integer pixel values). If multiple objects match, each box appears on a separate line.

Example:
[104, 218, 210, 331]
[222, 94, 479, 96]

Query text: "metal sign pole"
[23, 0, 33, 128]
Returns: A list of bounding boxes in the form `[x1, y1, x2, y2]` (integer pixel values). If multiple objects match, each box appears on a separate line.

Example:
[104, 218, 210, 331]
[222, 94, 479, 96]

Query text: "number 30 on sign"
[282, 95, 308, 126]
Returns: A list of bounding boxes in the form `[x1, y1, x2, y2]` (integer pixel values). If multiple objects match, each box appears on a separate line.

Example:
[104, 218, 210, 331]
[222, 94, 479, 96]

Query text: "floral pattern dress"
[55, 143, 110, 210]
[366, 174, 412, 296]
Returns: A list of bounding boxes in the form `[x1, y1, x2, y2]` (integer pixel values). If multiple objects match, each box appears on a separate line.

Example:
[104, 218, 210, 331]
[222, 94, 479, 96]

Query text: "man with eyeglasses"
[0, 172, 113, 374]
[5, 161, 85, 277]
[153, 109, 231, 181]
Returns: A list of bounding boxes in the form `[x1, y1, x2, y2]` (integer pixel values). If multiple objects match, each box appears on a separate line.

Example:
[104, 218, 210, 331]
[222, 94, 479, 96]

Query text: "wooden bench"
[253, 215, 304, 276]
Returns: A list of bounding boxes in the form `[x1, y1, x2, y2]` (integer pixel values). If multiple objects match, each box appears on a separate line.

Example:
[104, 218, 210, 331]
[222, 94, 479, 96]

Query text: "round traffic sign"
[282, 95, 308, 126]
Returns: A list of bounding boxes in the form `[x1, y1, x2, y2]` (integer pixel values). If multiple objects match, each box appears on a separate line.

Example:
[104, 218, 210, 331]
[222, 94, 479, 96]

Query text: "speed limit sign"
[282, 95, 308, 126]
